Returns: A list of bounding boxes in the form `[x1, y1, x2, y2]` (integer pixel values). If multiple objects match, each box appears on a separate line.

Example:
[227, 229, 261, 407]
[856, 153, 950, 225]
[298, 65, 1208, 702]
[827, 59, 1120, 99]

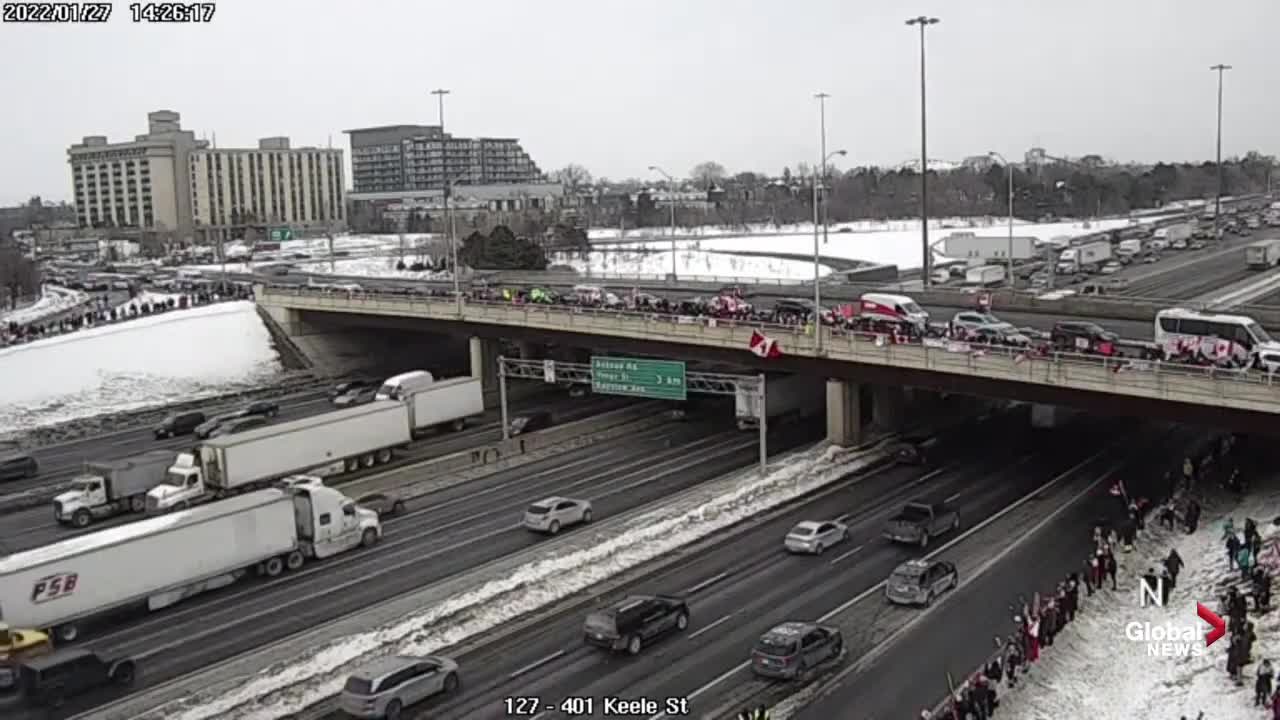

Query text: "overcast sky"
[3, 0, 1276, 205]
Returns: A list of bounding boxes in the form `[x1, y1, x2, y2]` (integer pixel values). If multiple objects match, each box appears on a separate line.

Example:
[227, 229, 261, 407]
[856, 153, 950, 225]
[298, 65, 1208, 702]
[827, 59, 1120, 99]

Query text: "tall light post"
[906, 15, 940, 286]
[813, 149, 847, 353]
[815, 92, 831, 245]
[445, 177, 465, 304]
[647, 165, 679, 280]
[988, 151, 1016, 284]
[431, 88, 451, 131]
[1210, 64, 1231, 241]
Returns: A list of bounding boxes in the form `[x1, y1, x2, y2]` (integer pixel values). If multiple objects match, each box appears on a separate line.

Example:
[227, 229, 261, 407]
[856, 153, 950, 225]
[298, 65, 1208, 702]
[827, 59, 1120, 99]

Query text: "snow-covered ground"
[998, 487, 1280, 720]
[184, 234, 439, 273]
[0, 301, 283, 435]
[145, 442, 888, 720]
[294, 257, 454, 281]
[551, 249, 837, 280]
[0, 284, 90, 326]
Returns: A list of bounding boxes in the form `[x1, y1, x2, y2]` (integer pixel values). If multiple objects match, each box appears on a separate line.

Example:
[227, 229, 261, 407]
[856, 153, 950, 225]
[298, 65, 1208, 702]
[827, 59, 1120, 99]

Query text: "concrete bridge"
[255, 285, 1280, 444]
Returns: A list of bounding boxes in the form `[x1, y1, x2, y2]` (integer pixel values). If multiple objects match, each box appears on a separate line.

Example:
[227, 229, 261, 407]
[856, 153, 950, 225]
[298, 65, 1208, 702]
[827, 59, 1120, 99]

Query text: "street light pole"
[1210, 64, 1232, 241]
[813, 149, 847, 353]
[431, 88, 451, 132]
[647, 165, 679, 280]
[815, 92, 831, 246]
[989, 151, 1015, 284]
[906, 15, 940, 286]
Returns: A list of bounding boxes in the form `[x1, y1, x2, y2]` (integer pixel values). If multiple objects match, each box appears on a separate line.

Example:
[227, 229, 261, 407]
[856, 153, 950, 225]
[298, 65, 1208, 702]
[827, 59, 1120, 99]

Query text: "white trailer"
[147, 402, 412, 511]
[941, 234, 1037, 262]
[1056, 240, 1112, 274]
[735, 375, 825, 430]
[402, 377, 484, 434]
[53, 450, 174, 528]
[963, 265, 1006, 287]
[1246, 239, 1280, 269]
[0, 487, 381, 643]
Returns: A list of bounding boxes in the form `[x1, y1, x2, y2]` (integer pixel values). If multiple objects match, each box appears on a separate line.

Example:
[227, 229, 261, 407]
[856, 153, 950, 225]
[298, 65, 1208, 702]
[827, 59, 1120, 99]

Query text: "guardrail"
[260, 286, 1280, 414]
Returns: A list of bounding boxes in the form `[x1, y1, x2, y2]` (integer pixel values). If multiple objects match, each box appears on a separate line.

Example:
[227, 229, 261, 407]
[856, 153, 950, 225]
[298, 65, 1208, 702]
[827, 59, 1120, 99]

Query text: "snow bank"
[1, 285, 90, 326]
[294, 257, 454, 281]
[548, 249, 837, 282]
[998, 488, 1280, 720]
[0, 301, 284, 435]
[156, 443, 887, 720]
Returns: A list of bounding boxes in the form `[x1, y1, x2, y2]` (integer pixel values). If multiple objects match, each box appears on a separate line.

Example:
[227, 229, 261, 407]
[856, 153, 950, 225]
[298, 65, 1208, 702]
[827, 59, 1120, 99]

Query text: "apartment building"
[345, 124, 543, 194]
[188, 137, 345, 238]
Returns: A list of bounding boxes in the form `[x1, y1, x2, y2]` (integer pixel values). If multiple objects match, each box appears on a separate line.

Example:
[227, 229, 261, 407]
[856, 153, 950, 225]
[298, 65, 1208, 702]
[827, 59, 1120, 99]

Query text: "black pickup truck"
[583, 594, 690, 655]
[882, 499, 961, 548]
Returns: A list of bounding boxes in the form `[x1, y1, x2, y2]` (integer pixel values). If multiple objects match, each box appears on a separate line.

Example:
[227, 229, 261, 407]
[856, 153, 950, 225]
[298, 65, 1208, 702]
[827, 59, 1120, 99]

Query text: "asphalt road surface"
[0, 390, 625, 551]
[287, 413, 1182, 720]
[31, 412, 822, 720]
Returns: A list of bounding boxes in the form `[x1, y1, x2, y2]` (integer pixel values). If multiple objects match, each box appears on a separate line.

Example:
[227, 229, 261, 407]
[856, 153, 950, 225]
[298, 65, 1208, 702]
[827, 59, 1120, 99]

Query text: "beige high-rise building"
[189, 137, 345, 238]
[68, 111, 346, 240]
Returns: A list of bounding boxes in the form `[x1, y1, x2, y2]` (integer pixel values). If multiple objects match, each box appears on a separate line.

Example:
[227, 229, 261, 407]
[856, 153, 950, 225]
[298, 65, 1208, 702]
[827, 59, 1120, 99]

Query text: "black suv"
[242, 400, 280, 418]
[154, 411, 206, 439]
[0, 453, 38, 482]
[1050, 321, 1118, 353]
[583, 594, 689, 655]
[17, 648, 136, 707]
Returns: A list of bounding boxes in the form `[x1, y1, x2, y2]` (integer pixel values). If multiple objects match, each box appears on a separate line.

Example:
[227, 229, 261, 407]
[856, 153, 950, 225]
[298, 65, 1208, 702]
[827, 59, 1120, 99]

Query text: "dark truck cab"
[16, 648, 136, 707]
[882, 499, 960, 548]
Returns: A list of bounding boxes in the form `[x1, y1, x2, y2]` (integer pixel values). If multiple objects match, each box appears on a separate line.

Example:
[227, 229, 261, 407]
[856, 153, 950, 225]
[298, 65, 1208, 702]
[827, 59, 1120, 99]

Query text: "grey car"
[884, 558, 959, 606]
[357, 492, 407, 518]
[339, 655, 460, 720]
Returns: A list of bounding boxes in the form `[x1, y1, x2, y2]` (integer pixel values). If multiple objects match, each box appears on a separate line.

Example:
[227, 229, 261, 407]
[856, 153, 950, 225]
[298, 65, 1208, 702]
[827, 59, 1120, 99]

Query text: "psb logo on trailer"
[31, 572, 79, 604]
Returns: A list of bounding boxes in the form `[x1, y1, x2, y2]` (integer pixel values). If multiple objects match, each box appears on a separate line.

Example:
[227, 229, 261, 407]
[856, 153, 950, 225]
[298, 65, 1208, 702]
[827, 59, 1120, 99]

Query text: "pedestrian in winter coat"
[1104, 551, 1118, 590]
[1254, 568, 1273, 610]
[1025, 615, 1041, 662]
[1085, 558, 1099, 594]
[1228, 532, 1243, 570]
[1130, 500, 1146, 530]
[1165, 548, 1184, 586]
[985, 656, 1003, 684]
[1258, 659, 1275, 706]
[1042, 601, 1058, 646]
[1186, 499, 1201, 533]
[1068, 574, 1081, 613]
[1159, 501, 1177, 530]
[1240, 545, 1256, 581]
[1229, 635, 1244, 684]
[1271, 689, 1280, 719]
[1245, 621, 1258, 663]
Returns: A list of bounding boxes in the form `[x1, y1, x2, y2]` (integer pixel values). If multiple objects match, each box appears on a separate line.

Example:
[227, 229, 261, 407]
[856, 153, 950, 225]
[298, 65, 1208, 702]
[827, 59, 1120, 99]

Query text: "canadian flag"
[749, 329, 782, 359]
[1109, 479, 1127, 498]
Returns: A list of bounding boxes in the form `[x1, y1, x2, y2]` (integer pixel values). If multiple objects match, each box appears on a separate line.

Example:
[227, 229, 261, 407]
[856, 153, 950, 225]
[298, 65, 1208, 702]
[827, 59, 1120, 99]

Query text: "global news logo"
[1126, 577, 1225, 658]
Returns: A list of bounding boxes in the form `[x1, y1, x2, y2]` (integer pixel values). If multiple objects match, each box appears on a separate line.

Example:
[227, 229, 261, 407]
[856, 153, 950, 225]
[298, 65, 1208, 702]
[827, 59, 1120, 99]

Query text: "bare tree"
[689, 161, 727, 187]
[550, 164, 593, 191]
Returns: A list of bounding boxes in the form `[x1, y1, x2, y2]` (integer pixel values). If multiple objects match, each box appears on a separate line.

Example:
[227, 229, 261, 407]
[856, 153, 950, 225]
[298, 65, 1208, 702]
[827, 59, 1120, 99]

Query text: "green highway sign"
[269, 228, 294, 243]
[590, 356, 687, 401]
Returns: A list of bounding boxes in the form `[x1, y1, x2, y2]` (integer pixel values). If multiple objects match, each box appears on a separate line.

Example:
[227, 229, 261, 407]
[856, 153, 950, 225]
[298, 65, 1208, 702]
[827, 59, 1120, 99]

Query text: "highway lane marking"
[788, 448, 1134, 715]
[688, 614, 735, 640]
[828, 544, 864, 565]
[684, 571, 731, 595]
[646, 446, 1111, 719]
[944, 491, 962, 503]
[508, 649, 566, 679]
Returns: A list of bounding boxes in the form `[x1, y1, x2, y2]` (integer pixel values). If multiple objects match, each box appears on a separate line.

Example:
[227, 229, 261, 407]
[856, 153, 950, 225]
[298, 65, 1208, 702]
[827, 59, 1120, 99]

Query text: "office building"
[189, 137, 345, 238]
[345, 124, 543, 195]
[68, 111, 346, 240]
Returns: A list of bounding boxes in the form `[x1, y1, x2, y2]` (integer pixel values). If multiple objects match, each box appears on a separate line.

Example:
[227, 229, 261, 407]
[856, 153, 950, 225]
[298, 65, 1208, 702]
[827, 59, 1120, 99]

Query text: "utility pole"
[431, 88, 451, 132]
[906, 15, 940, 286]
[1210, 64, 1232, 242]
[815, 92, 831, 246]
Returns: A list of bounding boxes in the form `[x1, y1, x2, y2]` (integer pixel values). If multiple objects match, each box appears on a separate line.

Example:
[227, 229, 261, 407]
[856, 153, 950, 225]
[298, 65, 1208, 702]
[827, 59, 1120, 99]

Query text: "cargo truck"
[963, 265, 1006, 287]
[735, 375, 825, 430]
[146, 402, 413, 512]
[1246, 239, 1280, 269]
[53, 450, 174, 528]
[0, 486, 380, 643]
[1055, 240, 1112, 274]
[402, 377, 483, 434]
[1116, 239, 1144, 263]
[1151, 223, 1192, 250]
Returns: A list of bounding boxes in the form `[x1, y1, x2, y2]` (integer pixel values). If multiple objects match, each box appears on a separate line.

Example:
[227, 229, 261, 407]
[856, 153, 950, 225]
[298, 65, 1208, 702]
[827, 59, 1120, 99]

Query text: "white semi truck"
[735, 375, 825, 430]
[1056, 240, 1112, 274]
[53, 450, 174, 528]
[146, 402, 413, 512]
[403, 376, 483, 434]
[0, 486, 380, 643]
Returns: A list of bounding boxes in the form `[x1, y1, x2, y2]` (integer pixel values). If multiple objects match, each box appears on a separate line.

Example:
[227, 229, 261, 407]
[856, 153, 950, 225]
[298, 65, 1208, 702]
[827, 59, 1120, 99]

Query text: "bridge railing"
[262, 285, 1280, 395]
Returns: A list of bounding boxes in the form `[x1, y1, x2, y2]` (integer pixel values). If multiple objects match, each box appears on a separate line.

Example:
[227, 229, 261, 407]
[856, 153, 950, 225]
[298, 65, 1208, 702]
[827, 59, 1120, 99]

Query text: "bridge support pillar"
[469, 336, 501, 407]
[515, 341, 537, 360]
[871, 385, 907, 433]
[825, 379, 863, 448]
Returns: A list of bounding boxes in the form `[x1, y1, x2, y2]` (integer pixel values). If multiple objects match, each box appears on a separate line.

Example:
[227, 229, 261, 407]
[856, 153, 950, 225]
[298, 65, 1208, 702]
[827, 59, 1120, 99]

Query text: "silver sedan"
[784, 520, 849, 555]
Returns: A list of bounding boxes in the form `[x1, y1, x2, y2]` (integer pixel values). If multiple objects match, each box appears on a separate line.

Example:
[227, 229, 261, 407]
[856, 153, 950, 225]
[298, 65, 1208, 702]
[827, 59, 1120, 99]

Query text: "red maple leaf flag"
[1109, 480, 1126, 497]
[749, 330, 782, 359]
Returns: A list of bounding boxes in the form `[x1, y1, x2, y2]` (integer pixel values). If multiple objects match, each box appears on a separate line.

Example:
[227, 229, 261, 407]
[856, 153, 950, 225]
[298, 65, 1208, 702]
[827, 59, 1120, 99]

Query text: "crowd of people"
[0, 283, 252, 348]
[924, 437, 1252, 720]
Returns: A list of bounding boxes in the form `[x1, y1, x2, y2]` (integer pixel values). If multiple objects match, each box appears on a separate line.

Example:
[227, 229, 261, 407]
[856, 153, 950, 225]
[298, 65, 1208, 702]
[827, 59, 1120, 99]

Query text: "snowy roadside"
[0, 284, 91, 326]
[140, 442, 890, 720]
[996, 485, 1280, 720]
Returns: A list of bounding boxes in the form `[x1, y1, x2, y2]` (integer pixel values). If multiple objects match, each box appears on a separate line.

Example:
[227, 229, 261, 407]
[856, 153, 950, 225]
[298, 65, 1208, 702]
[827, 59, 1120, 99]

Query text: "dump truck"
[403, 377, 484, 434]
[735, 375, 825, 430]
[146, 402, 412, 512]
[53, 450, 174, 528]
[0, 486, 381, 643]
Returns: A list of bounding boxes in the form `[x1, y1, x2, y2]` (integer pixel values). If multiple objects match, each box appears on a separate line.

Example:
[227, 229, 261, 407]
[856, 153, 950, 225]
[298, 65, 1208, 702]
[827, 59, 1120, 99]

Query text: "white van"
[375, 370, 435, 401]
[857, 293, 930, 327]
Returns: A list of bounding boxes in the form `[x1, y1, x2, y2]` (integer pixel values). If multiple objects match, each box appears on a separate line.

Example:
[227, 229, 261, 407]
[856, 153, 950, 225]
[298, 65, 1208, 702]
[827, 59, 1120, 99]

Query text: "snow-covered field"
[0, 301, 283, 435]
[295, 257, 454, 281]
[551, 249, 837, 280]
[184, 234, 439, 273]
[0, 284, 90, 326]
[144, 443, 887, 720]
[998, 486, 1280, 720]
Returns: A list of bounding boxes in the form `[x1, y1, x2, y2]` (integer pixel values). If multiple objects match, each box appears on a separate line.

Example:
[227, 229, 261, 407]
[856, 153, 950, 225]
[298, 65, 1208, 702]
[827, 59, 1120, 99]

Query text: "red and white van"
[857, 293, 930, 327]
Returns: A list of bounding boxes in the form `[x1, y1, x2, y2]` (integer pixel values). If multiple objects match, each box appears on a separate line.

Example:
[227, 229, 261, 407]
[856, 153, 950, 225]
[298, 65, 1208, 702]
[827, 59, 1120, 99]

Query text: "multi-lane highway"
[32, 411, 822, 720]
[267, 412, 1189, 720]
[0, 390, 628, 551]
